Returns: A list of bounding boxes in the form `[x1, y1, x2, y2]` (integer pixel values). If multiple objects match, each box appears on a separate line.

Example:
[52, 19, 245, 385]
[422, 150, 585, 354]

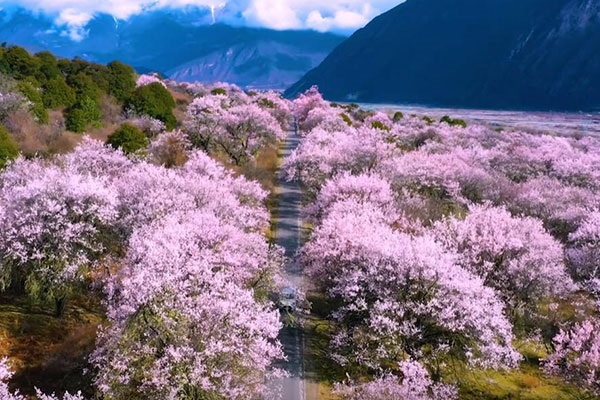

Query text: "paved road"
[266, 121, 307, 400]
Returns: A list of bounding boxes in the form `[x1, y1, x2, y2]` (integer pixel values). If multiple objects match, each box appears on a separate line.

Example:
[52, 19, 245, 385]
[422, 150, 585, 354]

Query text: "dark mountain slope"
[286, 0, 600, 111]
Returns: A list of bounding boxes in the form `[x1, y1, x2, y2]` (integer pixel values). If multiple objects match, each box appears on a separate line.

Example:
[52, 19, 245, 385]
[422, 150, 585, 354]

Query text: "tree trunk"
[54, 296, 66, 318]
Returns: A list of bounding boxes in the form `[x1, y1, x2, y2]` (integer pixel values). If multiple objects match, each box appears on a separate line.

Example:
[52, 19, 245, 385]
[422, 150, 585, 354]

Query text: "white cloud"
[243, 0, 302, 30]
[1, 0, 403, 37]
[242, 0, 396, 31]
[55, 8, 92, 40]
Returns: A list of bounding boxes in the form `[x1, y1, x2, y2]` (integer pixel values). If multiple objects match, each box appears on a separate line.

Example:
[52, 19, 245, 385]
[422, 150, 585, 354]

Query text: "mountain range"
[286, 0, 600, 111]
[0, 7, 345, 89]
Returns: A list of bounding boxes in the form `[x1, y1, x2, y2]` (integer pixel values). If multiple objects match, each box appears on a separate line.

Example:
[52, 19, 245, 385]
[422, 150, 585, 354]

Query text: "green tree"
[393, 111, 404, 122]
[4, 46, 40, 79]
[18, 79, 49, 124]
[65, 96, 102, 132]
[0, 125, 18, 168]
[68, 72, 101, 100]
[43, 77, 76, 109]
[106, 123, 148, 154]
[35, 51, 61, 81]
[107, 61, 136, 102]
[126, 82, 177, 130]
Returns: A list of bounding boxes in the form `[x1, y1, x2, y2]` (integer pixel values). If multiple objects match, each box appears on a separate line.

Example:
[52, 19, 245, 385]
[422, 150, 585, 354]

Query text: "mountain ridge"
[286, 0, 600, 111]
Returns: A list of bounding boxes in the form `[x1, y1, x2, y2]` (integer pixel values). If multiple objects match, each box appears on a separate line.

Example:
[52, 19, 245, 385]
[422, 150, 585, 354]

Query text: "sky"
[0, 0, 404, 40]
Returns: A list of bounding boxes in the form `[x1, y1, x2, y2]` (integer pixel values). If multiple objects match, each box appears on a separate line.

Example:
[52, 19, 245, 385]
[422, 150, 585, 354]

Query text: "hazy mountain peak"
[0, 6, 345, 89]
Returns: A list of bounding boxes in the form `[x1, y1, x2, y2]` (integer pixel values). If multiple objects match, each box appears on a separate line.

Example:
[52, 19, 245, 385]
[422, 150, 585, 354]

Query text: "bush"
[17, 80, 49, 124]
[0, 125, 18, 168]
[107, 61, 136, 102]
[422, 115, 435, 124]
[393, 111, 404, 122]
[211, 88, 227, 96]
[65, 96, 101, 132]
[107, 123, 149, 154]
[440, 115, 467, 128]
[126, 82, 177, 130]
[371, 121, 391, 131]
[340, 113, 353, 126]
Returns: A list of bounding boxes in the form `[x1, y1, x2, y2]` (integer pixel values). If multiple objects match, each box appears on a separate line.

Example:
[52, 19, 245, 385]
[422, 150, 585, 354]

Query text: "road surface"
[266, 120, 308, 400]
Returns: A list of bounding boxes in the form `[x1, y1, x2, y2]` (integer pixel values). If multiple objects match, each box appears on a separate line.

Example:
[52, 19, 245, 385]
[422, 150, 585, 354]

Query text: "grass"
[0, 293, 104, 397]
[303, 291, 344, 400]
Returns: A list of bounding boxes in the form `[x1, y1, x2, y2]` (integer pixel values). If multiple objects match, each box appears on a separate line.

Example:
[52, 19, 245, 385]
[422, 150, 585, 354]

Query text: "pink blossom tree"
[93, 210, 284, 400]
[0, 157, 119, 316]
[292, 86, 328, 128]
[215, 103, 285, 165]
[302, 106, 351, 133]
[183, 94, 228, 151]
[543, 318, 600, 395]
[283, 127, 395, 197]
[302, 200, 520, 372]
[433, 205, 574, 316]
[334, 360, 457, 400]
[305, 172, 398, 224]
[566, 211, 600, 297]
[135, 74, 165, 88]
[253, 90, 292, 129]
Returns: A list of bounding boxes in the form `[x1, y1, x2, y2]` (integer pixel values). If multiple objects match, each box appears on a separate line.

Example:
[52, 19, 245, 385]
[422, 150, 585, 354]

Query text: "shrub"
[371, 120, 391, 131]
[393, 111, 404, 122]
[67, 72, 101, 101]
[107, 61, 136, 102]
[17, 80, 49, 124]
[440, 115, 467, 128]
[126, 82, 177, 130]
[65, 96, 102, 133]
[422, 115, 435, 124]
[340, 112, 353, 126]
[0, 125, 18, 168]
[107, 123, 149, 154]
[211, 87, 227, 96]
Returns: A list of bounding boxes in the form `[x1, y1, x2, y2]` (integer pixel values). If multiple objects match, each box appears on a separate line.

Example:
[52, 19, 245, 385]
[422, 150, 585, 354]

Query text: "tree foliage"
[126, 82, 177, 130]
[106, 123, 148, 154]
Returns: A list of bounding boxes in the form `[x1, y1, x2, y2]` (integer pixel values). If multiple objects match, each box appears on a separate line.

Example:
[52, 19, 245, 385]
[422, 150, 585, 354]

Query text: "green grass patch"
[0, 293, 104, 397]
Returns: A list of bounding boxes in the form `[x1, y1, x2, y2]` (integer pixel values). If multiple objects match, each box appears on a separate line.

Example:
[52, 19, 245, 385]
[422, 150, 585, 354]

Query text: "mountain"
[286, 0, 600, 111]
[0, 7, 345, 89]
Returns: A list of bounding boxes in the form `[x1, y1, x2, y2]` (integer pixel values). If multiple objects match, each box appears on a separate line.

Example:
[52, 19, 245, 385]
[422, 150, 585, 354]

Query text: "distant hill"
[0, 7, 345, 89]
[286, 0, 600, 111]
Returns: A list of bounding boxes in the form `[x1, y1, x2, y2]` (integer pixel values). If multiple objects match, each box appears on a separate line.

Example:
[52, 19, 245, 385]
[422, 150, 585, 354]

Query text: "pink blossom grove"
[0, 125, 286, 397]
[2, 83, 600, 398]
[286, 87, 600, 395]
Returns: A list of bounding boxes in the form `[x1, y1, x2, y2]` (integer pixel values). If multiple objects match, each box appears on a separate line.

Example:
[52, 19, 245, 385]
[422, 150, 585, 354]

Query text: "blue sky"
[0, 0, 404, 38]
